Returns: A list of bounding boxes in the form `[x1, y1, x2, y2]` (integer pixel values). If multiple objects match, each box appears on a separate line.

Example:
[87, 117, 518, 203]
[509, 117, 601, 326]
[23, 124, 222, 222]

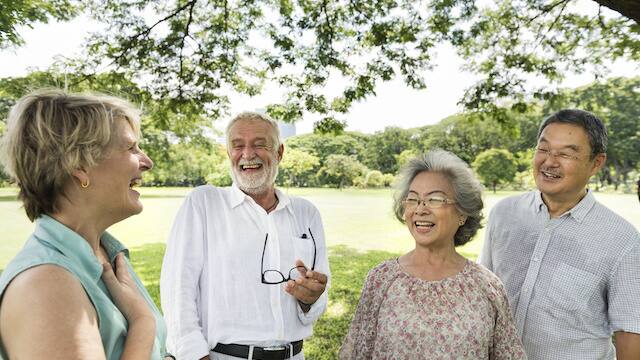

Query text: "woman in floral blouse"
[340, 150, 526, 360]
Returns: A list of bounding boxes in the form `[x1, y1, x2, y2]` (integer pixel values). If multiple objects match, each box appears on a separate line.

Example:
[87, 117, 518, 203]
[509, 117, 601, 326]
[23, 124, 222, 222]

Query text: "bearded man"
[161, 112, 330, 360]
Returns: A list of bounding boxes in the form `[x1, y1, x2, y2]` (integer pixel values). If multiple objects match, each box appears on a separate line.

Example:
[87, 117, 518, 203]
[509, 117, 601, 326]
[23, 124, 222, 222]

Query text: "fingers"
[101, 262, 117, 288]
[114, 253, 130, 281]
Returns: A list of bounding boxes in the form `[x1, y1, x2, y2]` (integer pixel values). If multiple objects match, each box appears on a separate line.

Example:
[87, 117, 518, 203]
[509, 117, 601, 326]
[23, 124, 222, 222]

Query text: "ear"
[277, 143, 284, 162]
[590, 153, 606, 176]
[71, 168, 89, 187]
[458, 214, 468, 226]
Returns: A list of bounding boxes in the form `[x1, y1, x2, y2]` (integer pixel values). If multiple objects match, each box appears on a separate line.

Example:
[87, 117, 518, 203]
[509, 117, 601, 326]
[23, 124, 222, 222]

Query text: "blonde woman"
[0, 90, 169, 359]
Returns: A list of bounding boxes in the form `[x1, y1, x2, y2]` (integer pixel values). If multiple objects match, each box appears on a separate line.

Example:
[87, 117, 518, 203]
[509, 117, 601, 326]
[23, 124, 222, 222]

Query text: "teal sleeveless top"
[0, 215, 167, 359]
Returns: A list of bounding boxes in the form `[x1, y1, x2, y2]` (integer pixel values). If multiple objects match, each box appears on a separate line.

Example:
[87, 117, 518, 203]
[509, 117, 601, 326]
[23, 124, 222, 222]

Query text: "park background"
[1, 0, 640, 358]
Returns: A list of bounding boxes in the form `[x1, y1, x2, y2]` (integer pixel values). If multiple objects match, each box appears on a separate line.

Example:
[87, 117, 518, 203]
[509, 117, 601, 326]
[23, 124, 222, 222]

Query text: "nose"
[139, 150, 153, 171]
[241, 146, 256, 159]
[414, 200, 430, 213]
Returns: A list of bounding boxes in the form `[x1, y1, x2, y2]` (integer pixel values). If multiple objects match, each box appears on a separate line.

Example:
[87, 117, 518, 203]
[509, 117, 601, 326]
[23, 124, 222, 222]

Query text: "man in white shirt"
[160, 112, 330, 360]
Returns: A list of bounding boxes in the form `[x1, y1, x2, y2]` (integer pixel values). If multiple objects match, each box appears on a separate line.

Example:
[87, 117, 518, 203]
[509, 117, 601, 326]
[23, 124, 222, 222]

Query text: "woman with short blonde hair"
[0, 89, 169, 359]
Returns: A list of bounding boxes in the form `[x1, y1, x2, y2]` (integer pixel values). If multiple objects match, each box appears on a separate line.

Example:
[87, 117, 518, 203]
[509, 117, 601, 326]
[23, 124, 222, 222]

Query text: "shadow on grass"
[127, 243, 399, 360]
[0, 195, 19, 202]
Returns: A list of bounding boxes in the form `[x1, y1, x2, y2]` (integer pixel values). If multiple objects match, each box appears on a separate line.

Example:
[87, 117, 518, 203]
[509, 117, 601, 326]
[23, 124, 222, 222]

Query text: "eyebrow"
[407, 190, 447, 196]
[537, 138, 581, 152]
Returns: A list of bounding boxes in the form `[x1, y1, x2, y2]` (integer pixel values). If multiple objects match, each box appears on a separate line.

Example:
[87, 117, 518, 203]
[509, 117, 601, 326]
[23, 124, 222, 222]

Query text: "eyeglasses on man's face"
[403, 195, 456, 210]
[261, 228, 317, 285]
[534, 147, 582, 163]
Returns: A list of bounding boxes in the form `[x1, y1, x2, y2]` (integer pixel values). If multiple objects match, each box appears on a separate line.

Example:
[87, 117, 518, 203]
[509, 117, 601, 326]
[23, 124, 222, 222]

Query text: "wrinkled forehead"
[538, 123, 590, 151]
[228, 119, 276, 142]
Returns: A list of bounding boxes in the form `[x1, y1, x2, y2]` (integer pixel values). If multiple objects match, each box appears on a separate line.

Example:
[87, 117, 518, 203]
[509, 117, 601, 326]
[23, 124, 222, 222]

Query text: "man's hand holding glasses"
[283, 259, 328, 312]
[260, 229, 328, 313]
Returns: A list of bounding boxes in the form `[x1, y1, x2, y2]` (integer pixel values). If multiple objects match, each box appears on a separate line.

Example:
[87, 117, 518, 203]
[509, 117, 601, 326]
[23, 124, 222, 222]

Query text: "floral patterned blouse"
[340, 259, 526, 360]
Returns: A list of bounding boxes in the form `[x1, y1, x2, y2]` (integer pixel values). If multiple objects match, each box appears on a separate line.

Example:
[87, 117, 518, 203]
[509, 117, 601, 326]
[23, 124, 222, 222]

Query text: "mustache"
[238, 159, 264, 166]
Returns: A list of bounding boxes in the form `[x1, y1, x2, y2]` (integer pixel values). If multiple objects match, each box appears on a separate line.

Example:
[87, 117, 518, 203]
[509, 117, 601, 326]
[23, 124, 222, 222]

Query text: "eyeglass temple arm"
[308, 228, 317, 270]
[260, 233, 268, 281]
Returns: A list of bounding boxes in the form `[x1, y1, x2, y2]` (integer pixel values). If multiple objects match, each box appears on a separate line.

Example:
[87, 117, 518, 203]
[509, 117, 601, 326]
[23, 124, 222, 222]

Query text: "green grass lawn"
[1, 187, 638, 359]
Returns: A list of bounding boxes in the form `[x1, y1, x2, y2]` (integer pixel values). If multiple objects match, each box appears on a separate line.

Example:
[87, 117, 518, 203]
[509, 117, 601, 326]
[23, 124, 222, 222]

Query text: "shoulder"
[287, 195, 321, 216]
[466, 261, 508, 298]
[187, 184, 226, 201]
[589, 201, 639, 242]
[1, 264, 95, 323]
[491, 192, 534, 213]
[366, 259, 400, 282]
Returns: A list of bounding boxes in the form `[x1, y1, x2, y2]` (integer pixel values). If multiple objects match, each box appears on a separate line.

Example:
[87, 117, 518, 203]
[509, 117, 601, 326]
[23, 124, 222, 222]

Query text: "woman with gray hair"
[340, 150, 525, 359]
[0, 90, 169, 359]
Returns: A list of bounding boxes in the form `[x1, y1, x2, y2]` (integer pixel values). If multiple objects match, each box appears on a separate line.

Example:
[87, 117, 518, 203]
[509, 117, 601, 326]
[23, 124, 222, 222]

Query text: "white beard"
[231, 159, 279, 195]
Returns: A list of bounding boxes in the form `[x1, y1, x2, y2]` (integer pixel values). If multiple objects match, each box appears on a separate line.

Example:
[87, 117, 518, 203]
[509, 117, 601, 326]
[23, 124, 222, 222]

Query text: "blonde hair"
[0, 89, 141, 221]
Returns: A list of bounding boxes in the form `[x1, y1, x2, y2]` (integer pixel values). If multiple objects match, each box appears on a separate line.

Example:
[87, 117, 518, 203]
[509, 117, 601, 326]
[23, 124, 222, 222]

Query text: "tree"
[317, 154, 367, 188]
[0, 0, 78, 48]
[64, 0, 638, 129]
[472, 148, 517, 193]
[0, 70, 222, 185]
[363, 127, 413, 175]
[419, 114, 514, 164]
[285, 133, 366, 166]
[278, 148, 320, 187]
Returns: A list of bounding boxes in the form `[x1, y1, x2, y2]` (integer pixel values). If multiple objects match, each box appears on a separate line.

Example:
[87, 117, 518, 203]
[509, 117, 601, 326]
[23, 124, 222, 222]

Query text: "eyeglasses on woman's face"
[260, 228, 317, 285]
[403, 195, 456, 211]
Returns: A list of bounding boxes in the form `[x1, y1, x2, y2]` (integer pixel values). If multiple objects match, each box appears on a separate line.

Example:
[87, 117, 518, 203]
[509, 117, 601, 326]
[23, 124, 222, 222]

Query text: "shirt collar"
[534, 189, 595, 222]
[33, 215, 129, 283]
[229, 182, 293, 215]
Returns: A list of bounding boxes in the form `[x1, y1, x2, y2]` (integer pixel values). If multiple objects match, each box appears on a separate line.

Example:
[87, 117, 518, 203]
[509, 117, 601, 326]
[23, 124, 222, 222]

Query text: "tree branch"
[178, 0, 197, 97]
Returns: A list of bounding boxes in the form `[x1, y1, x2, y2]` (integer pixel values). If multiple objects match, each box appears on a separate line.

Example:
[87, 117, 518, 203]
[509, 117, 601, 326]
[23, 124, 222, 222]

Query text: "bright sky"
[0, 6, 636, 135]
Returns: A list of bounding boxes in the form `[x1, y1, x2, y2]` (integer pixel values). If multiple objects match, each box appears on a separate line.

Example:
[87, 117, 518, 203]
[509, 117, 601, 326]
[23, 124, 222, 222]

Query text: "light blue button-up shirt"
[479, 190, 640, 360]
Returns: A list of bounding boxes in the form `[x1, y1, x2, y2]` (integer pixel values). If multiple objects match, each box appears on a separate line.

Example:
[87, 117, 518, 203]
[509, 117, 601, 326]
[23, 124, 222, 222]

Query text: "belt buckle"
[263, 345, 286, 351]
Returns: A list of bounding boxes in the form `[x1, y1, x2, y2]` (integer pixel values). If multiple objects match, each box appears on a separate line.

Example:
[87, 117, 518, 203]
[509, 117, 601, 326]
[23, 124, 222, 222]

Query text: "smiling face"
[533, 123, 605, 204]
[227, 118, 283, 195]
[83, 119, 153, 223]
[403, 171, 465, 249]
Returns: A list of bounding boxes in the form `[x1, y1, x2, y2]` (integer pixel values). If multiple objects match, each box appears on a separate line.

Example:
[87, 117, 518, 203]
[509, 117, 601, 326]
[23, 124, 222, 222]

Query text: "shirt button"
[533, 257, 540, 262]
[522, 288, 528, 293]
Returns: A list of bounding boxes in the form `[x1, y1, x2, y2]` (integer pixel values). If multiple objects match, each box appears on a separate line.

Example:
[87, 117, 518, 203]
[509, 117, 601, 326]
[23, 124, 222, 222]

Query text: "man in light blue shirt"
[479, 109, 640, 359]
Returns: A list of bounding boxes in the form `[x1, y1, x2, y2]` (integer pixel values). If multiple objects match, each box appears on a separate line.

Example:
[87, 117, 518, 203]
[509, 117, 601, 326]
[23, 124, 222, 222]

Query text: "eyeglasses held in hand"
[261, 228, 317, 285]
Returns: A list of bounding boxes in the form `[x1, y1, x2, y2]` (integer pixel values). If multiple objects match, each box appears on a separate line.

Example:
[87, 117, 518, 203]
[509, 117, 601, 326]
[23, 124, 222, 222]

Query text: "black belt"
[212, 340, 303, 360]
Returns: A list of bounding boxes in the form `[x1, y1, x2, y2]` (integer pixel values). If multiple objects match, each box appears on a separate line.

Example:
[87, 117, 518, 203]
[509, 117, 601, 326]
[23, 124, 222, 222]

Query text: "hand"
[102, 253, 154, 325]
[284, 259, 328, 306]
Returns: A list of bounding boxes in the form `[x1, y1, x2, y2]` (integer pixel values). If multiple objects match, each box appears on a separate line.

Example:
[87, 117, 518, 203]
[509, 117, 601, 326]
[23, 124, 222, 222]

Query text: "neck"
[49, 210, 107, 254]
[542, 188, 587, 218]
[51, 190, 114, 254]
[247, 187, 278, 212]
[409, 242, 463, 267]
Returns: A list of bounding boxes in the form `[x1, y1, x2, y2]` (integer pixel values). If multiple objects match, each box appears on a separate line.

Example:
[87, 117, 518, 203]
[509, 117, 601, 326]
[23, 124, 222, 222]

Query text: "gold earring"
[81, 179, 90, 188]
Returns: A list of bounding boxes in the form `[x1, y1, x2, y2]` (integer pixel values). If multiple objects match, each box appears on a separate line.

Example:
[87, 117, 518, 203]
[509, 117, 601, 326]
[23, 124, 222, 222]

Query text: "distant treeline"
[0, 73, 638, 192]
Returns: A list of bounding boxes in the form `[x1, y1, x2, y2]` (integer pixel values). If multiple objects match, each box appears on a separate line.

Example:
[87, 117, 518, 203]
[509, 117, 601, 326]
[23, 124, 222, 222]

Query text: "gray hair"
[538, 109, 607, 159]
[225, 111, 281, 150]
[393, 150, 484, 246]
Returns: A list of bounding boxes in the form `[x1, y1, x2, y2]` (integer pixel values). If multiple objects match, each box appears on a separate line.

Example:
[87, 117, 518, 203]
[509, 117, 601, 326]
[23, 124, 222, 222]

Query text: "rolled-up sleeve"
[160, 194, 209, 360]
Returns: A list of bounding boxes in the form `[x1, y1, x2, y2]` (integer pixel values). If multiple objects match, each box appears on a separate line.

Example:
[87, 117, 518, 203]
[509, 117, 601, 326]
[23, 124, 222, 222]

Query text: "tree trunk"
[594, 0, 640, 24]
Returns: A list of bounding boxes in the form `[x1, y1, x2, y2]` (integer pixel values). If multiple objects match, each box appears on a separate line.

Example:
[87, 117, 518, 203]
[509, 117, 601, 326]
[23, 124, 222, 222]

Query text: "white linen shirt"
[160, 184, 330, 360]
[479, 190, 640, 360]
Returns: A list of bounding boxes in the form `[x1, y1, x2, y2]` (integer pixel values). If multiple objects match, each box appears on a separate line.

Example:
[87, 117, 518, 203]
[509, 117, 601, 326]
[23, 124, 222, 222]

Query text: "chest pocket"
[545, 262, 601, 313]
[292, 235, 316, 270]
